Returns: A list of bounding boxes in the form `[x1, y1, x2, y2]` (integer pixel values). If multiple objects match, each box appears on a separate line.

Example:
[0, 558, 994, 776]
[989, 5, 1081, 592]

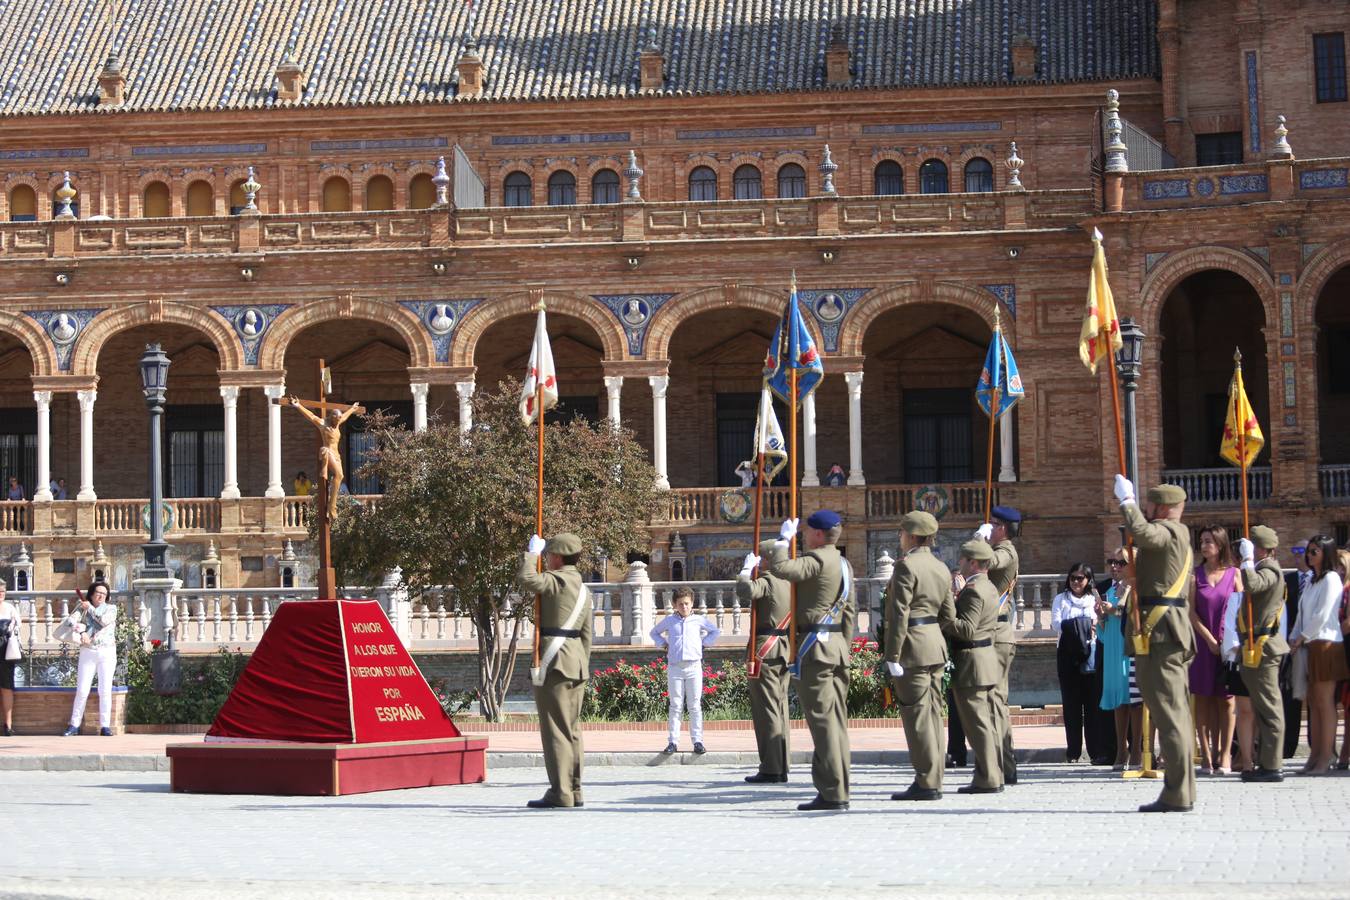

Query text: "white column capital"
[648, 374, 669, 399]
[843, 370, 864, 395]
[454, 380, 476, 401]
[410, 382, 430, 401]
[220, 385, 241, 499]
[76, 388, 98, 412]
[76, 389, 97, 500]
[219, 385, 241, 405]
[604, 375, 625, 395]
[33, 390, 52, 408]
[410, 382, 429, 432]
[262, 383, 286, 402]
[604, 376, 623, 427]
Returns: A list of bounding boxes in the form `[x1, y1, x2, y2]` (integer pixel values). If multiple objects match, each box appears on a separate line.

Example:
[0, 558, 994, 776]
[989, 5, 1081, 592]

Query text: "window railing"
[1161, 467, 1272, 505]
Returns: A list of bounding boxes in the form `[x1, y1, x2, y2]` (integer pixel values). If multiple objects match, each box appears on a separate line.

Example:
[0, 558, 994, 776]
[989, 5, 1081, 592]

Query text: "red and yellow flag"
[1079, 228, 1123, 374]
[1220, 359, 1264, 468]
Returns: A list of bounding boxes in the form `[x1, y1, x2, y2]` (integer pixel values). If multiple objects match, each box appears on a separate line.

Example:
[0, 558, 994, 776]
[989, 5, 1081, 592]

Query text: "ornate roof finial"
[432, 155, 451, 206]
[1005, 141, 1025, 190]
[1270, 114, 1293, 159]
[240, 166, 261, 214]
[54, 172, 77, 219]
[819, 144, 838, 195]
[1103, 89, 1128, 175]
[623, 150, 644, 200]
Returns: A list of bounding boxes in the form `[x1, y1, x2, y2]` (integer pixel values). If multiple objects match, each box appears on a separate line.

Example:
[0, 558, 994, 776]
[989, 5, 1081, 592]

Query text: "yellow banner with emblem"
[1220, 357, 1263, 469]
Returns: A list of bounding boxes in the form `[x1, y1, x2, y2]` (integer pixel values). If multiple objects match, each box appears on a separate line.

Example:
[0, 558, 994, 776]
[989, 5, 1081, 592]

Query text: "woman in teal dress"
[1098, 551, 1142, 770]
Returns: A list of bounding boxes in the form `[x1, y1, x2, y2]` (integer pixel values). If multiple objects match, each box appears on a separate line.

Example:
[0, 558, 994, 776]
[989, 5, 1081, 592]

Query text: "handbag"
[3, 631, 19, 661]
[52, 616, 81, 646]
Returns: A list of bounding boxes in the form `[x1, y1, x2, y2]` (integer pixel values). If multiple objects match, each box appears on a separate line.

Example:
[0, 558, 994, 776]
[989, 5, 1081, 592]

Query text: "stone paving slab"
[1, 764, 1346, 899]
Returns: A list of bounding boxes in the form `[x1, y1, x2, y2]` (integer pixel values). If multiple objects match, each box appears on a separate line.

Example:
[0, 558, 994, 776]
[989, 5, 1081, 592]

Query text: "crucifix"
[284, 359, 363, 599]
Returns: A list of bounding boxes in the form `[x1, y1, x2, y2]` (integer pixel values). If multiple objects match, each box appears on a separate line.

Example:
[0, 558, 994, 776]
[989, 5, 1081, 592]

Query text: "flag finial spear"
[1092, 226, 1103, 242]
[1234, 346, 1243, 366]
[790, 269, 797, 293]
[993, 304, 1002, 332]
[535, 297, 546, 312]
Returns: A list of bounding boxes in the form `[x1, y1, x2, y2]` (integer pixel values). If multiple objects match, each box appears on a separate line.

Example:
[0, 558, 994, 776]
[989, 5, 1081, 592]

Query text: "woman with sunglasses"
[1097, 550, 1143, 770]
[1188, 525, 1240, 775]
[1289, 535, 1348, 774]
[1052, 563, 1109, 764]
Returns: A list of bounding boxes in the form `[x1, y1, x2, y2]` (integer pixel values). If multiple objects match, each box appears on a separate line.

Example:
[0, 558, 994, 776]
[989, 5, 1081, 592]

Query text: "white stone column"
[604, 375, 624, 428]
[998, 409, 1017, 482]
[32, 391, 53, 501]
[802, 391, 820, 486]
[219, 386, 241, 499]
[455, 380, 475, 431]
[649, 375, 670, 490]
[76, 389, 97, 501]
[844, 371, 865, 486]
[410, 382, 429, 432]
[263, 384, 285, 498]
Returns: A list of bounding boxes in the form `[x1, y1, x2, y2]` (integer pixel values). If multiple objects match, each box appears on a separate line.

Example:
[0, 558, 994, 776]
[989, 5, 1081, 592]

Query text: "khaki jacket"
[884, 546, 955, 668]
[736, 571, 793, 663]
[989, 539, 1019, 646]
[769, 543, 854, 667]
[943, 572, 1001, 688]
[1120, 503, 1195, 656]
[516, 554, 593, 681]
[1238, 557, 1291, 659]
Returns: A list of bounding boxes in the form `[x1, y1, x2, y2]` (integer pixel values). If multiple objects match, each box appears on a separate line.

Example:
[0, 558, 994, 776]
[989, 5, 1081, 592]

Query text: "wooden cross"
[283, 359, 364, 599]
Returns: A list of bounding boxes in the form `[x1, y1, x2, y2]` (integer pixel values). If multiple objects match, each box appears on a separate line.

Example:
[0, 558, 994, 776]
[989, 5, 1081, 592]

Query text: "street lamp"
[1115, 318, 1145, 487]
[139, 344, 180, 693]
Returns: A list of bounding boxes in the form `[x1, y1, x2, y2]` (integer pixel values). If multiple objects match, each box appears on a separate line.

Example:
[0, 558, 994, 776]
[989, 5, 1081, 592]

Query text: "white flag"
[744, 385, 788, 482]
[520, 307, 559, 425]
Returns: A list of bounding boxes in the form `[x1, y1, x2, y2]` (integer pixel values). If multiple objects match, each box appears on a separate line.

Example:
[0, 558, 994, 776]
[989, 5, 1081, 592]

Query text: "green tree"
[331, 378, 661, 720]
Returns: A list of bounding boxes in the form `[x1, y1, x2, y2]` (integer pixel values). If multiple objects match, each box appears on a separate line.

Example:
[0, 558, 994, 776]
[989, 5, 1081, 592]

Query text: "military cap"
[1146, 483, 1187, 505]
[991, 505, 1022, 524]
[806, 509, 842, 530]
[1250, 525, 1279, 550]
[960, 540, 995, 563]
[544, 532, 583, 556]
[900, 510, 940, 537]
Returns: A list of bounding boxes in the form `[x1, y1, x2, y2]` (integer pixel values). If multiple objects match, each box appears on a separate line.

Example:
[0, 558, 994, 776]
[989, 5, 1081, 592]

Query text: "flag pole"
[789, 366, 799, 661]
[1235, 348, 1256, 660]
[531, 305, 546, 674]
[747, 446, 767, 678]
[983, 309, 1003, 522]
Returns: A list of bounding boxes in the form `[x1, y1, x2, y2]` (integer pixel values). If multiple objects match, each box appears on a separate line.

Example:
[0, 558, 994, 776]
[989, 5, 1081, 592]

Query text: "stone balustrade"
[1161, 467, 1273, 506]
[1123, 155, 1350, 209]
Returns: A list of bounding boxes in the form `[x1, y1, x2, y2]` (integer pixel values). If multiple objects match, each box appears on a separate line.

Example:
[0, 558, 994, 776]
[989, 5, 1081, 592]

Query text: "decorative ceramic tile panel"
[398, 299, 484, 363]
[23, 308, 106, 371]
[208, 304, 292, 366]
[797, 288, 872, 351]
[1245, 51, 1261, 154]
[592, 293, 678, 356]
[1299, 168, 1348, 190]
[132, 143, 267, 158]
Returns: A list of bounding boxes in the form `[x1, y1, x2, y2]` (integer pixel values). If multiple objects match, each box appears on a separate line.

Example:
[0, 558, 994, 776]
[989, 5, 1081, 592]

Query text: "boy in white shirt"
[651, 587, 721, 754]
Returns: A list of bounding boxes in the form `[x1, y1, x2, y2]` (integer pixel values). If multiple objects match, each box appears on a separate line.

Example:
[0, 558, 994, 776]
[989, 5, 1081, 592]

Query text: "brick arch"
[836, 281, 1004, 358]
[70, 302, 244, 377]
[1140, 245, 1275, 335]
[2, 174, 45, 220]
[450, 292, 625, 367]
[0, 309, 58, 377]
[955, 149, 999, 191]
[770, 152, 811, 197]
[258, 297, 433, 370]
[644, 284, 824, 362]
[1299, 237, 1350, 326]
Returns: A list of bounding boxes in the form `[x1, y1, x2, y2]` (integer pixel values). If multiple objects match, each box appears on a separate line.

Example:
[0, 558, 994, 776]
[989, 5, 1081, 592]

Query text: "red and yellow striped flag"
[1079, 228, 1123, 374]
[1220, 360, 1264, 468]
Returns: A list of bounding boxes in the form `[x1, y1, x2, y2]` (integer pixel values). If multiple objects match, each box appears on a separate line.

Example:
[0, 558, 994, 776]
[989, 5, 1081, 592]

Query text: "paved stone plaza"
[3, 763, 1347, 899]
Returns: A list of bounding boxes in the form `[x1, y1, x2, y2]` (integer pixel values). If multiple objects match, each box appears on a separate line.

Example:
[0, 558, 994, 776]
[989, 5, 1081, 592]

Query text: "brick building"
[0, 0, 1347, 592]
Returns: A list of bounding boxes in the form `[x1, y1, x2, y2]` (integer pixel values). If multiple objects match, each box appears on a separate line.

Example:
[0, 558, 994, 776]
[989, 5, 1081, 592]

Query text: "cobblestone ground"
[3, 764, 1347, 899]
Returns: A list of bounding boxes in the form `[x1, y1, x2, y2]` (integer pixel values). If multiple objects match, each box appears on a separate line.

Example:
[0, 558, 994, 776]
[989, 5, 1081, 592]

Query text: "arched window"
[919, 159, 949, 194]
[874, 161, 904, 196]
[547, 170, 577, 206]
[408, 173, 436, 209]
[688, 166, 718, 201]
[366, 175, 394, 210]
[503, 171, 533, 207]
[322, 177, 352, 212]
[733, 164, 763, 200]
[591, 169, 620, 204]
[777, 163, 806, 199]
[8, 184, 37, 221]
[185, 181, 214, 216]
[143, 181, 171, 217]
[229, 180, 248, 214]
[964, 158, 994, 193]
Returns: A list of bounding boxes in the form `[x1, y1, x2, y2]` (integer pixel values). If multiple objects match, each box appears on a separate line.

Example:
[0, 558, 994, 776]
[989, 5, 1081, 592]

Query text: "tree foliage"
[330, 378, 661, 719]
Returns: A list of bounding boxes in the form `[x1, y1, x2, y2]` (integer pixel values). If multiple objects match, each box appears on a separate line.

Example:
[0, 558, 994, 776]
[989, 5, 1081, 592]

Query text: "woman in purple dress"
[1188, 524, 1241, 775]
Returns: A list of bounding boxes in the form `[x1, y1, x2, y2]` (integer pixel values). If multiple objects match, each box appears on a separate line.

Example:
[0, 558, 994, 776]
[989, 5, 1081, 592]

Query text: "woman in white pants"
[64, 582, 118, 736]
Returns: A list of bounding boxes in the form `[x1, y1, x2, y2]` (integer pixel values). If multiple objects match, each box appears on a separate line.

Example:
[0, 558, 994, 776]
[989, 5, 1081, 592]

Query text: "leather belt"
[1140, 597, 1185, 608]
[1242, 624, 1281, 639]
[540, 627, 582, 638]
[755, 627, 789, 636]
[909, 616, 938, 625]
[953, 638, 993, 650]
[805, 623, 844, 633]
[997, 614, 1012, 623]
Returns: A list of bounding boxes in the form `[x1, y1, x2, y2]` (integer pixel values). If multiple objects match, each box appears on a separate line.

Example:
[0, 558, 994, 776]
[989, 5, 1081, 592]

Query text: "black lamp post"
[1115, 318, 1145, 488]
[139, 343, 171, 578]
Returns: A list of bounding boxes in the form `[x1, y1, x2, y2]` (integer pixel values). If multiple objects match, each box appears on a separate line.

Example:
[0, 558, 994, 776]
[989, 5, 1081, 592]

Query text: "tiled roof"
[0, 0, 1159, 116]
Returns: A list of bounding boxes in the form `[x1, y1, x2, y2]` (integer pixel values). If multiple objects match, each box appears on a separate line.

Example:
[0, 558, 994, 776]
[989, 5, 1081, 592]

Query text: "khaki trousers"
[994, 642, 1017, 780]
[894, 663, 946, 790]
[749, 655, 791, 776]
[534, 669, 586, 806]
[953, 684, 1003, 789]
[799, 656, 850, 802]
[1135, 642, 1196, 808]
[1240, 651, 1286, 772]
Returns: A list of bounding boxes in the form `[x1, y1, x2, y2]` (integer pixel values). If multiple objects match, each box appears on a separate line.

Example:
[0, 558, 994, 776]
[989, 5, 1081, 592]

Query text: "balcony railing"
[666, 487, 792, 526]
[866, 482, 993, 520]
[93, 498, 222, 534]
[0, 500, 29, 535]
[1161, 467, 1272, 506]
[1319, 465, 1350, 502]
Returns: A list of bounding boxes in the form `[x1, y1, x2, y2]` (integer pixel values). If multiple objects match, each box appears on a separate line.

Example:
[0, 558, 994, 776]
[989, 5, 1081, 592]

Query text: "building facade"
[0, 0, 1348, 591]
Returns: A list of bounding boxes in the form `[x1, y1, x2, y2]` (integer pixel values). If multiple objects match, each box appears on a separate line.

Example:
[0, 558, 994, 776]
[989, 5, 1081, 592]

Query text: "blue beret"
[806, 509, 842, 530]
[991, 505, 1022, 524]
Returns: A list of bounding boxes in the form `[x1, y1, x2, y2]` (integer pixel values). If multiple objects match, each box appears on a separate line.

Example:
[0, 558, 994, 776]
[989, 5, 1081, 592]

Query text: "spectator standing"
[1290, 535, 1348, 775]
[1051, 563, 1109, 764]
[56, 477, 67, 500]
[651, 587, 720, 754]
[5, 476, 23, 500]
[63, 582, 118, 736]
[1098, 550, 1142, 770]
[1188, 525, 1240, 775]
[825, 464, 846, 487]
[293, 470, 312, 496]
[1335, 549, 1350, 771]
[0, 583, 21, 736]
[1282, 540, 1310, 759]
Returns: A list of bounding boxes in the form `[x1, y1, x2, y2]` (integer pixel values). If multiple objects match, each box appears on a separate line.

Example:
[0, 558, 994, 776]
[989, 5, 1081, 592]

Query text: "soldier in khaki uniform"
[737, 538, 793, 783]
[941, 540, 1005, 794]
[1236, 526, 1289, 783]
[516, 532, 593, 809]
[977, 505, 1021, 785]
[885, 510, 956, 801]
[1115, 477, 1196, 812]
[769, 509, 854, 811]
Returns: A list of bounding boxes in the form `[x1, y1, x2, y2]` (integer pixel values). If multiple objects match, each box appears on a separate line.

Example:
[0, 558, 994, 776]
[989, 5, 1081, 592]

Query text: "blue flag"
[976, 326, 1024, 418]
[763, 281, 823, 406]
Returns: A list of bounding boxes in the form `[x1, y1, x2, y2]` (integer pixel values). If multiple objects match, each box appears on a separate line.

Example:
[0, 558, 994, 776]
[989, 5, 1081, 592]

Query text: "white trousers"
[667, 660, 704, 744]
[70, 645, 117, 729]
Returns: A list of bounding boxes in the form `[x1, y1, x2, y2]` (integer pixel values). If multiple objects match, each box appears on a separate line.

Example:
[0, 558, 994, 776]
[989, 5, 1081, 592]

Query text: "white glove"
[975, 523, 993, 541]
[739, 553, 761, 578]
[885, 661, 904, 678]
[1237, 538, 1255, 569]
[1113, 474, 1136, 506]
[778, 517, 799, 542]
[527, 534, 546, 555]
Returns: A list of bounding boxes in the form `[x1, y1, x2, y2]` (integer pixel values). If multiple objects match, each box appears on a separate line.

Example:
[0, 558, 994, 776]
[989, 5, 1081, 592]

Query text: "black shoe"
[62, 726, 79, 737]
[1065, 753, 1081, 763]
[662, 742, 677, 754]
[1335, 761, 1349, 772]
[693, 742, 706, 755]
[99, 727, 113, 737]
[957, 784, 1004, 794]
[945, 754, 967, 769]
[797, 796, 849, 811]
[1138, 799, 1192, 813]
[526, 797, 576, 809]
[1090, 756, 1113, 766]
[1241, 767, 1285, 783]
[1004, 773, 1018, 786]
[891, 786, 942, 801]
[745, 773, 788, 784]
[2, 725, 12, 737]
